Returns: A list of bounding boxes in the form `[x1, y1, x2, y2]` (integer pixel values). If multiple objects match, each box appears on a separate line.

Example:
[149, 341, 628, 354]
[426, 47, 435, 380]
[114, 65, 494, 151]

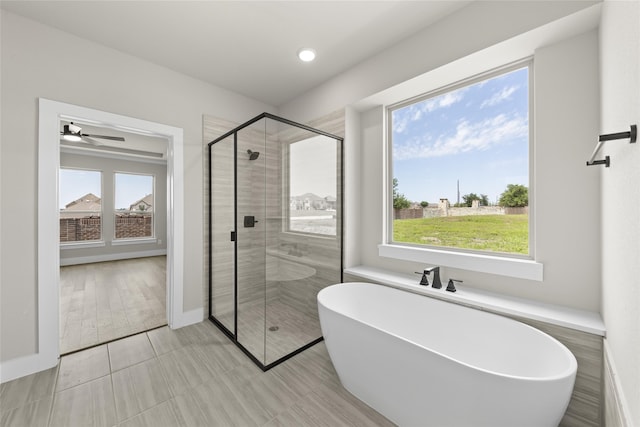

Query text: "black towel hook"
[587, 124, 637, 167]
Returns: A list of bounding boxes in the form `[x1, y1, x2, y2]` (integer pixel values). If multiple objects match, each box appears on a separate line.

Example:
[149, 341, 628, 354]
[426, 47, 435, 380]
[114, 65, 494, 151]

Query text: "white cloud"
[392, 88, 467, 134]
[438, 91, 464, 107]
[394, 113, 528, 160]
[480, 85, 518, 108]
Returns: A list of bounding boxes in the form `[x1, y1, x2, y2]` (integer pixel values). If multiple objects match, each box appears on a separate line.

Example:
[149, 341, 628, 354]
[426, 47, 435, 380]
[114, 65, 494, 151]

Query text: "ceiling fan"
[60, 122, 125, 145]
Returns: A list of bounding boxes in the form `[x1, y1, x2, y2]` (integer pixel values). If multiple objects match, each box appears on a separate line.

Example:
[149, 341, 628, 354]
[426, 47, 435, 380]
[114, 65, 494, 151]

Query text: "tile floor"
[0, 321, 394, 427]
[59, 257, 167, 354]
[217, 299, 322, 366]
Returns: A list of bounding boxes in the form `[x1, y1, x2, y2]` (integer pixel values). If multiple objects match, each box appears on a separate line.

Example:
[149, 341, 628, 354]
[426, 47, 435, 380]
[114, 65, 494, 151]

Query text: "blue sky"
[59, 169, 101, 209]
[392, 67, 529, 204]
[114, 173, 153, 209]
[59, 169, 153, 209]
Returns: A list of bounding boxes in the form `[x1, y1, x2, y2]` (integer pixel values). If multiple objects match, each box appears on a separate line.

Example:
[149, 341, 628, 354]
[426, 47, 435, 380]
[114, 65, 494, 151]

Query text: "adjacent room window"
[288, 135, 338, 236]
[389, 63, 530, 256]
[59, 168, 103, 242]
[114, 172, 154, 239]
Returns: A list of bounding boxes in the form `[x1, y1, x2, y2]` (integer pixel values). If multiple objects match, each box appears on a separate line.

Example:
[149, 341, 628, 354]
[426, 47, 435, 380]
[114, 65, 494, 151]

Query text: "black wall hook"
[587, 124, 637, 167]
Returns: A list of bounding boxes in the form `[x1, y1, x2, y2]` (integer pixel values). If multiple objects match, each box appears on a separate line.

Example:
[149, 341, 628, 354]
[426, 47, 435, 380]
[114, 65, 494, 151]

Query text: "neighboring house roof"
[291, 193, 336, 202]
[63, 193, 101, 211]
[291, 192, 323, 201]
[290, 193, 337, 210]
[129, 194, 153, 211]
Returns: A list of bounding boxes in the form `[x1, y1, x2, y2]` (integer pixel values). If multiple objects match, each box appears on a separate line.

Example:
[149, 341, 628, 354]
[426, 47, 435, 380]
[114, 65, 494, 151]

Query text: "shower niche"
[208, 113, 343, 370]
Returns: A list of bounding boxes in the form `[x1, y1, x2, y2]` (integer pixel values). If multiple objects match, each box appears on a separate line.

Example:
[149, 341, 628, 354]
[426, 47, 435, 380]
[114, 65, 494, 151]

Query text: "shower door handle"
[243, 216, 259, 228]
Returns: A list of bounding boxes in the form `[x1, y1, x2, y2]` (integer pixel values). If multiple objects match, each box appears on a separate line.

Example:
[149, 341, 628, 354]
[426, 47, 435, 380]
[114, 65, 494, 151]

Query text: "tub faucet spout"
[425, 266, 442, 289]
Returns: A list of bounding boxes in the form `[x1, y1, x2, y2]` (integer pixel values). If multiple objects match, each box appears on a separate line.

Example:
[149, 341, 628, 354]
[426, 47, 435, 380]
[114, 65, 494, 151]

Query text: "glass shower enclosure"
[208, 113, 343, 370]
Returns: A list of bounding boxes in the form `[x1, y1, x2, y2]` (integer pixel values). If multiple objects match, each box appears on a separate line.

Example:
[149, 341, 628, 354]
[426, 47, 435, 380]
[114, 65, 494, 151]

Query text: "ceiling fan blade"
[82, 136, 103, 146]
[81, 133, 125, 141]
[60, 140, 165, 158]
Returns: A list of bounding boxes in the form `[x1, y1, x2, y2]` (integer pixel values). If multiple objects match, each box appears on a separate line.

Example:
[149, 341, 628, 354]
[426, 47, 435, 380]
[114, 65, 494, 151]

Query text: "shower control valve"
[243, 216, 259, 228]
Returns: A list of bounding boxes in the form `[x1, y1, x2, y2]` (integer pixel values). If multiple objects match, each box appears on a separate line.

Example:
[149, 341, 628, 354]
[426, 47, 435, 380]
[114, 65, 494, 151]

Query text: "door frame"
[38, 99, 185, 369]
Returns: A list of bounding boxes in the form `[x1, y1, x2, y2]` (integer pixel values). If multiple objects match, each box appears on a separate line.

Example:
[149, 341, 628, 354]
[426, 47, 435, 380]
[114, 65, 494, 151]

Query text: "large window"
[59, 168, 103, 242]
[389, 64, 530, 256]
[114, 172, 154, 239]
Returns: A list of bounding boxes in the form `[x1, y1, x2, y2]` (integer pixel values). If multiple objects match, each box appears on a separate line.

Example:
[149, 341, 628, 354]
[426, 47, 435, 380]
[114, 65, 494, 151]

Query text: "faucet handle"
[414, 271, 430, 286]
[447, 279, 462, 292]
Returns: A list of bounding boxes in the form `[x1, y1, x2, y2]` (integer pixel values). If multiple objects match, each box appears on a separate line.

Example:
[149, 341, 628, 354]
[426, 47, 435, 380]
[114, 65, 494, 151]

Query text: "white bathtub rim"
[318, 282, 578, 382]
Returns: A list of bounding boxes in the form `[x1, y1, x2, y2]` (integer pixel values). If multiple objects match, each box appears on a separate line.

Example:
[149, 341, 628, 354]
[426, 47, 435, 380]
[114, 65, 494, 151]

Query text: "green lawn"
[393, 214, 528, 255]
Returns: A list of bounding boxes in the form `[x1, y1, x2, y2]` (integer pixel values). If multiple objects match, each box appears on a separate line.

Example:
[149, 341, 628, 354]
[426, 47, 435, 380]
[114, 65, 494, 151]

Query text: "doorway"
[37, 99, 186, 368]
[58, 123, 170, 353]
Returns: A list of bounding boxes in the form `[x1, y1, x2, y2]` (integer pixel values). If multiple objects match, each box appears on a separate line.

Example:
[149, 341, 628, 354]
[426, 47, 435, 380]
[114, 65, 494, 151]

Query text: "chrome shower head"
[247, 149, 260, 160]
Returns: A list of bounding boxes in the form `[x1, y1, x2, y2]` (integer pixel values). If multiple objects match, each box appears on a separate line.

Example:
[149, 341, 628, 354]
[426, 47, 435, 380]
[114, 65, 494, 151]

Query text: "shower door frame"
[207, 112, 344, 371]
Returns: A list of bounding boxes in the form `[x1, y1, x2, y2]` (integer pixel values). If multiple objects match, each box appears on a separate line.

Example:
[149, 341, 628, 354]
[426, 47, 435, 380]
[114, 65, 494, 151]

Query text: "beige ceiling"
[0, 0, 469, 106]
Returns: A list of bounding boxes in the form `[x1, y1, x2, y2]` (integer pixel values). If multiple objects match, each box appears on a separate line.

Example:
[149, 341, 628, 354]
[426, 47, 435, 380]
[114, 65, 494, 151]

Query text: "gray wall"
[59, 152, 168, 263]
[600, 1, 640, 424]
[0, 10, 273, 362]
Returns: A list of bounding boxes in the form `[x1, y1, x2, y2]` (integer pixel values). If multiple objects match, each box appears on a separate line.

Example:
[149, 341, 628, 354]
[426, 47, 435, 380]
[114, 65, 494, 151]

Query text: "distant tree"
[420, 201, 429, 208]
[499, 184, 528, 207]
[393, 178, 411, 209]
[462, 193, 478, 207]
[461, 193, 489, 207]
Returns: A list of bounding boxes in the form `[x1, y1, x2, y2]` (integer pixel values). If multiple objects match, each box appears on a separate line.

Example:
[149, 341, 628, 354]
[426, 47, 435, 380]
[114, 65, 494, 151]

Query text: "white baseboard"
[604, 339, 633, 427]
[0, 308, 204, 383]
[1, 304, 201, 384]
[0, 352, 58, 384]
[60, 249, 167, 266]
[170, 307, 204, 329]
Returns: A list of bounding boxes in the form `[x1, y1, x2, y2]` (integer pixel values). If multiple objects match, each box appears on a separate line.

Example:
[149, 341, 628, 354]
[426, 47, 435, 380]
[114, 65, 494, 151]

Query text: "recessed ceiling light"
[297, 48, 316, 62]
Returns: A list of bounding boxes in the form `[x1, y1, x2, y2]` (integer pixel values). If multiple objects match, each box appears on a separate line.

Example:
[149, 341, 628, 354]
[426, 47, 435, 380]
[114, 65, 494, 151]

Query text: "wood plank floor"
[59, 257, 167, 354]
[0, 321, 394, 427]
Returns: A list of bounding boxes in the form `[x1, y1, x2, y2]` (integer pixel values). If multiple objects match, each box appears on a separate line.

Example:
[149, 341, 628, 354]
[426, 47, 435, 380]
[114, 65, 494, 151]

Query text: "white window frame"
[382, 59, 543, 281]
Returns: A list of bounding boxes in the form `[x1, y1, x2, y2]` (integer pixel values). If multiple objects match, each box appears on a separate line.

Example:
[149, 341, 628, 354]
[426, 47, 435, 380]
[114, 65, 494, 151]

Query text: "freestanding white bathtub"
[318, 282, 577, 427]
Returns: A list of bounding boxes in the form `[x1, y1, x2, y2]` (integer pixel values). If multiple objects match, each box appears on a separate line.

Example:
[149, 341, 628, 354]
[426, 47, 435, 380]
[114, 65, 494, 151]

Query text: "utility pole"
[457, 179, 460, 206]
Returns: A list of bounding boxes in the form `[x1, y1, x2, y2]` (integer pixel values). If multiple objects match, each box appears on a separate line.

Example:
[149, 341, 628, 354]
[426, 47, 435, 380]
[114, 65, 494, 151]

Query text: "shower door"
[235, 119, 268, 363]
[208, 112, 343, 370]
[209, 133, 235, 335]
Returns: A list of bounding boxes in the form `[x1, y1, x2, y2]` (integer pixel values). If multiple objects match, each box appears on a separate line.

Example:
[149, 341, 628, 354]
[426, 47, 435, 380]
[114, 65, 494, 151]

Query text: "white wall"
[0, 10, 273, 362]
[600, 1, 640, 424]
[282, 3, 602, 312]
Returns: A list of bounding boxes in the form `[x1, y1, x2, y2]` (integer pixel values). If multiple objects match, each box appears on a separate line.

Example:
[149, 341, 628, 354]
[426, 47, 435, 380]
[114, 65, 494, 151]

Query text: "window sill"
[378, 243, 543, 281]
[60, 241, 106, 250]
[111, 238, 157, 246]
[344, 265, 604, 336]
